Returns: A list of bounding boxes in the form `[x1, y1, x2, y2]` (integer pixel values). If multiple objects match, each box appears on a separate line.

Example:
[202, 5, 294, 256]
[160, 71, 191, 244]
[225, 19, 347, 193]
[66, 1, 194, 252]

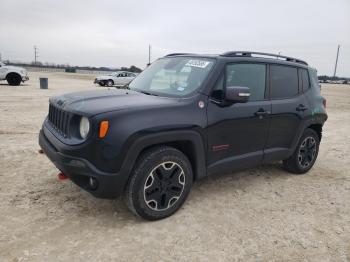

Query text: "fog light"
[88, 177, 98, 190]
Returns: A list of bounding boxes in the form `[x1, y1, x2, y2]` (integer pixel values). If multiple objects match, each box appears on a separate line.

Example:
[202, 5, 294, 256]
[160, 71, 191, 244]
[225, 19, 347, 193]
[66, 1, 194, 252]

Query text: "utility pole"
[147, 44, 151, 66]
[34, 45, 39, 64]
[333, 44, 340, 77]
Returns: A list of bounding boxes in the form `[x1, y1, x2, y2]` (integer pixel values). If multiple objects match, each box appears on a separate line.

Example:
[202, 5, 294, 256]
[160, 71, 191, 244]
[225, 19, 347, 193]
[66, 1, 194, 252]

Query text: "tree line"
[4, 60, 142, 73]
[318, 75, 349, 84]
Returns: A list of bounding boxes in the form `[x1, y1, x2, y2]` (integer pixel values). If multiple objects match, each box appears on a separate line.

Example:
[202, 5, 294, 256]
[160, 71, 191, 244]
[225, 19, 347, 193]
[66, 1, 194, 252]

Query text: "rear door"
[263, 64, 309, 162]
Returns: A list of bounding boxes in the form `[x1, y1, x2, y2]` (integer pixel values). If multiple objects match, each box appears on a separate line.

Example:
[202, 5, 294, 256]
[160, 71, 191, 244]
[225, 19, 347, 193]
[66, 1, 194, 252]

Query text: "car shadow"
[194, 163, 289, 192]
[56, 162, 291, 223]
[0, 83, 29, 86]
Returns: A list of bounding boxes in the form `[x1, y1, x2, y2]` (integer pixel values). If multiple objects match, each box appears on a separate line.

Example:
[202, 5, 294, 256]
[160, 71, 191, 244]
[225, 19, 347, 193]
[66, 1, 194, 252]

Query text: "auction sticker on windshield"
[185, 60, 211, 68]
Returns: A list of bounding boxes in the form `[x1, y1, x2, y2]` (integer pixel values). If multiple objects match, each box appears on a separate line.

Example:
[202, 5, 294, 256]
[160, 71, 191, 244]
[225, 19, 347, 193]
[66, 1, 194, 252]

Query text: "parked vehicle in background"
[39, 51, 327, 220]
[0, 61, 29, 86]
[94, 71, 137, 87]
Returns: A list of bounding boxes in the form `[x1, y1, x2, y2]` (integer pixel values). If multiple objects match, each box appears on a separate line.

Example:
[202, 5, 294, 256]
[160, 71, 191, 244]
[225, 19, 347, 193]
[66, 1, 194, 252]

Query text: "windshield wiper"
[137, 90, 158, 96]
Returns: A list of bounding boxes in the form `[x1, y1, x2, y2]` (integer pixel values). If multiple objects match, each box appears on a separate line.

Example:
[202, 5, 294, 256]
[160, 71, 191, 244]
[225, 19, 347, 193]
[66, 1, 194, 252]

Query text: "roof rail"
[220, 51, 308, 65]
[165, 53, 195, 57]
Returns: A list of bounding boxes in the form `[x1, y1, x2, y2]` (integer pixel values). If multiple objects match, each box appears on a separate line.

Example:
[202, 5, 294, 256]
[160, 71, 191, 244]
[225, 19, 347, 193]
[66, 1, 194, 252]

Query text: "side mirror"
[225, 86, 250, 103]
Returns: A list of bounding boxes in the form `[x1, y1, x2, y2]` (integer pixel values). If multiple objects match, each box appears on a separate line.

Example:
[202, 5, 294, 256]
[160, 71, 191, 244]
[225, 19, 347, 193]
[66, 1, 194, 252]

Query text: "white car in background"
[94, 71, 138, 87]
[0, 61, 29, 86]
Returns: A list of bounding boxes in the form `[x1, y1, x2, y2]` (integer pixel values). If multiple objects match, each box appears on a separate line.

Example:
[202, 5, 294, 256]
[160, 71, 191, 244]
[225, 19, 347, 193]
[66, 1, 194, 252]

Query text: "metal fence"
[23, 66, 114, 75]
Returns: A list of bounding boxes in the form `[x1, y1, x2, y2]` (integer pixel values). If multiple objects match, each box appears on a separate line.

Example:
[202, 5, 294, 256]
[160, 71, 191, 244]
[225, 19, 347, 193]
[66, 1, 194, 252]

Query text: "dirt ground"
[0, 72, 349, 261]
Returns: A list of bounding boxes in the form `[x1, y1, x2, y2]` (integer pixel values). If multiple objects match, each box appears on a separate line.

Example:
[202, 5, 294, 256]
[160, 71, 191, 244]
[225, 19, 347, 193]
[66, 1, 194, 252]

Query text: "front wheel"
[283, 128, 320, 174]
[125, 146, 193, 220]
[6, 73, 22, 86]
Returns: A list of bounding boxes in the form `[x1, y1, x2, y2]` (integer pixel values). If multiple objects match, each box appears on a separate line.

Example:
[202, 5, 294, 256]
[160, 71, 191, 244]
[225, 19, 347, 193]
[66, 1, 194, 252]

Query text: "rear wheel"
[283, 128, 320, 174]
[125, 146, 193, 220]
[6, 73, 22, 86]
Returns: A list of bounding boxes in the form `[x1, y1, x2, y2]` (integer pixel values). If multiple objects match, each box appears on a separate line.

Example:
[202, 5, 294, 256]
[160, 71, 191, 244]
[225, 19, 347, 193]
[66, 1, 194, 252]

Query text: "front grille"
[48, 104, 71, 137]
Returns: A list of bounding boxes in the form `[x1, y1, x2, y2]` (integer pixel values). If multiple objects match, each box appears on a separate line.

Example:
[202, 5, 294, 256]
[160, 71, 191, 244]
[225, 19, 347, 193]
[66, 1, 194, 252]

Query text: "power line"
[333, 44, 340, 77]
[147, 44, 151, 66]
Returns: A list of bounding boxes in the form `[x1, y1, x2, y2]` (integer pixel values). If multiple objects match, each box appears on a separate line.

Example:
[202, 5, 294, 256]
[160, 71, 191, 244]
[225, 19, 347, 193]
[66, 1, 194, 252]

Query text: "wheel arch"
[119, 130, 207, 183]
[6, 71, 21, 79]
[307, 123, 322, 141]
[288, 120, 325, 158]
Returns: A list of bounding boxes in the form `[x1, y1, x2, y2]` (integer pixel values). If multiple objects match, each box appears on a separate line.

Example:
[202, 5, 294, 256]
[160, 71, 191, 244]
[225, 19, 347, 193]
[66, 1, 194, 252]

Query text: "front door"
[0, 64, 6, 79]
[207, 63, 271, 175]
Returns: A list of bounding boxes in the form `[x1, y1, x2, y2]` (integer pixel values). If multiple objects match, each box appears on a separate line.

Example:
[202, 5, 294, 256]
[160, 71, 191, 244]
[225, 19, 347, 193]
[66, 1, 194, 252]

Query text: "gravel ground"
[0, 72, 349, 261]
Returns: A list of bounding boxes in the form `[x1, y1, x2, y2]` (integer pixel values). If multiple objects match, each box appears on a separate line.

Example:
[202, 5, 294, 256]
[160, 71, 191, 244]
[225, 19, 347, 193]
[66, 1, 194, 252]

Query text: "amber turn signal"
[99, 121, 109, 138]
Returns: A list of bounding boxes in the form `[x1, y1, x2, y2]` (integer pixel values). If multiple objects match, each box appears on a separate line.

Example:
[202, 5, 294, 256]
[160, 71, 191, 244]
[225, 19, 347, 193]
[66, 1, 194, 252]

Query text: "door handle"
[296, 104, 308, 111]
[255, 109, 270, 116]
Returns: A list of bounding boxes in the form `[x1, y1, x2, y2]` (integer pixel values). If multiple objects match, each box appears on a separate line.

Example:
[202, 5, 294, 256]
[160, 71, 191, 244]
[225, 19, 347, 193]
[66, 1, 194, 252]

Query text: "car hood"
[50, 89, 180, 117]
[3, 65, 26, 71]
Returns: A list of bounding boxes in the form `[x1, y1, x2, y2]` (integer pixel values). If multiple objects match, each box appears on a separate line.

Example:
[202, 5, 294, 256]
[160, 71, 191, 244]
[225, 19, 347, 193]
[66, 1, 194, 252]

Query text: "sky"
[0, 0, 349, 76]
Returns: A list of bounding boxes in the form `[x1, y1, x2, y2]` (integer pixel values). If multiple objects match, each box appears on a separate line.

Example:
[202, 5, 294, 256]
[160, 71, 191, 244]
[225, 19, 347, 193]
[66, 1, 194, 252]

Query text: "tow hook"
[58, 172, 68, 180]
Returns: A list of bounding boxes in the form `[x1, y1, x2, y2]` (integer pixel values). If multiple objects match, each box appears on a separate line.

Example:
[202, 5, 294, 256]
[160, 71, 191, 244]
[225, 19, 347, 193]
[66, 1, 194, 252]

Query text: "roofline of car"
[164, 51, 309, 68]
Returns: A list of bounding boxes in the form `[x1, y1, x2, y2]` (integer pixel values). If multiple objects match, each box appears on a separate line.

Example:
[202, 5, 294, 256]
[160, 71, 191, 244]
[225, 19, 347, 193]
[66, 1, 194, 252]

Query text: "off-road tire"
[6, 73, 22, 86]
[125, 146, 193, 221]
[283, 128, 320, 174]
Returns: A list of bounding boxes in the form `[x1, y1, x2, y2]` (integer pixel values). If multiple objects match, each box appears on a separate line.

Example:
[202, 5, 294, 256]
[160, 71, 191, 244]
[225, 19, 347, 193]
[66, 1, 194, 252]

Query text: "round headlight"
[79, 117, 90, 139]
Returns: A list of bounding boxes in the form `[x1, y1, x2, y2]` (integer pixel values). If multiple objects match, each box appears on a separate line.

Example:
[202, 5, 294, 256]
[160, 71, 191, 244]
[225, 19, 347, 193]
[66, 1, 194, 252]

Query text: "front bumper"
[39, 129, 128, 198]
[22, 76, 29, 82]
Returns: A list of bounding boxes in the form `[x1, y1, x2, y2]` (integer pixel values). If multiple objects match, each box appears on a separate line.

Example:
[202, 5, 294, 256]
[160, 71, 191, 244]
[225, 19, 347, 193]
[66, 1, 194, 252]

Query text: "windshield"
[129, 57, 214, 97]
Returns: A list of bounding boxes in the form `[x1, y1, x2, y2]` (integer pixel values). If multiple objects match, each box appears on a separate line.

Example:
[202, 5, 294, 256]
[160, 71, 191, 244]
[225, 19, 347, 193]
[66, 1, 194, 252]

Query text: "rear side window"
[300, 69, 310, 92]
[308, 68, 319, 89]
[225, 63, 266, 101]
[270, 65, 298, 99]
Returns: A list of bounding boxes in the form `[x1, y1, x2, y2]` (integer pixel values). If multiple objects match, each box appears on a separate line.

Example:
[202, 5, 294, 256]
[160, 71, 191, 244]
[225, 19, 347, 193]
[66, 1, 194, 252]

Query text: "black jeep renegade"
[39, 51, 327, 220]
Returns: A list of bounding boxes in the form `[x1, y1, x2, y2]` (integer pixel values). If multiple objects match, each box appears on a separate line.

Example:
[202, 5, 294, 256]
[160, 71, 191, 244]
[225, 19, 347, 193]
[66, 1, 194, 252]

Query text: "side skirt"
[207, 151, 263, 176]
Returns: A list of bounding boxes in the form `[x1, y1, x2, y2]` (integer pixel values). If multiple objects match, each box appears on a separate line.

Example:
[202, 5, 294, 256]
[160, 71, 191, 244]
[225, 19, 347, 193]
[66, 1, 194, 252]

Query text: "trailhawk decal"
[185, 60, 211, 68]
[212, 144, 230, 151]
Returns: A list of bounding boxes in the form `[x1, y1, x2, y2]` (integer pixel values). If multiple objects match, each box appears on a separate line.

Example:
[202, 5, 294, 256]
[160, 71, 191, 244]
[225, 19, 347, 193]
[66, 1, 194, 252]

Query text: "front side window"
[129, 57, 214, 97]
[226, 63, 266, 101]
[270, 65, 298, 99]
